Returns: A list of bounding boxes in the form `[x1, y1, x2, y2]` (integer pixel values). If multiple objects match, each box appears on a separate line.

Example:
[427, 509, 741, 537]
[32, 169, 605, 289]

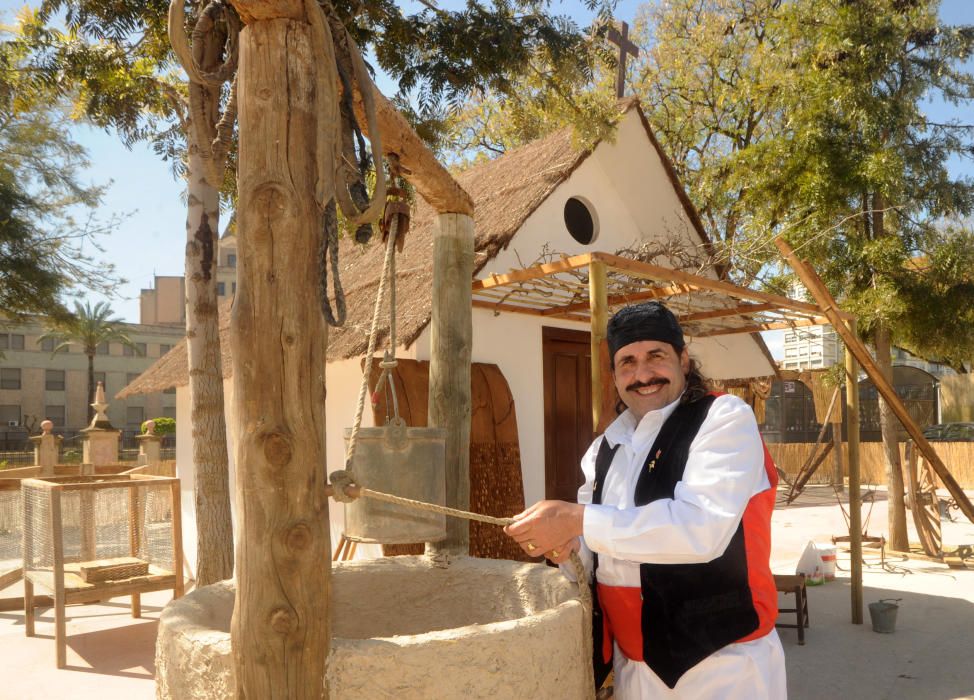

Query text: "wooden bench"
[774, 573, 809, 644]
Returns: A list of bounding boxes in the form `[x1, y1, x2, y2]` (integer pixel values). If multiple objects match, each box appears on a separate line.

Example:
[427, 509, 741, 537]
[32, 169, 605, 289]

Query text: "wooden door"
[366, 358, 530, 560]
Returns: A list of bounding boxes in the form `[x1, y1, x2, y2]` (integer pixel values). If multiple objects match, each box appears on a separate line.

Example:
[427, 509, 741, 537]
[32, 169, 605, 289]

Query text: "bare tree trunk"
[870, 191, 909, 551]
[874, 324, 909, 550]
[230, 17, 331, 698]
[184, 71, 234, 583]
[86, 352, 95, 424]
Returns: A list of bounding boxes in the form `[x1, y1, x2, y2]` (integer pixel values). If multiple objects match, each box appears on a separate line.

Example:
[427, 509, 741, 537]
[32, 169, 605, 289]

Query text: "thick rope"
[327, 470, 593, 632]
[344, 215, 400, 470]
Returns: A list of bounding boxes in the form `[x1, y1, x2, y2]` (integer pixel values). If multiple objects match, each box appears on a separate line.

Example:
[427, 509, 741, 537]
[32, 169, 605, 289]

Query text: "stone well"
[156, 556, 590, 699]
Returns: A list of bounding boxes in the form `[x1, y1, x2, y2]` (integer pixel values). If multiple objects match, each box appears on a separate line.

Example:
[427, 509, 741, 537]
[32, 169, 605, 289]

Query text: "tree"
[19, 0, 238, 586]
[0, 37, 124, 319]
[748, 0, 974, 550]
[39, 300, 141, 424]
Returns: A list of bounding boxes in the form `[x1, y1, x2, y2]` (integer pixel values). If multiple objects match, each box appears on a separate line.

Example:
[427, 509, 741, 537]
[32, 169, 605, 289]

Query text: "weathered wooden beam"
[471, 299, 589, 322]
[540, 283, 696, 316]
[473, 254, 593, 291]
[348, 83, 473, 216]
[775, 237, 974, 524]
[691, 317, 830, 337]
[589, 260, 609, 433]
[229, 1, 303, 26]
[427, 213, 475, 557]
[678, 302, 778, 322]
[231, 17, 331, 699]
[592, 252, 852, 320]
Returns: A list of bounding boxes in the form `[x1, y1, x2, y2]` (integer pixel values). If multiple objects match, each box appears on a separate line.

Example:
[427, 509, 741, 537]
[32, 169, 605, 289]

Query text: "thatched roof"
[119, 101, 712, 398]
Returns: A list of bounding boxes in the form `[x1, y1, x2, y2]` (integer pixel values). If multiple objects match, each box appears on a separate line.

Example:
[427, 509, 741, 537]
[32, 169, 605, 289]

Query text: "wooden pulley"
[382, 188, 410, 252]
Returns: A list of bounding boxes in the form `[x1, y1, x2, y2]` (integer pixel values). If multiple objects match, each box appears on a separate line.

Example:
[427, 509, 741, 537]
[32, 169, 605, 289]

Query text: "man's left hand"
[504, 500, 585, 558]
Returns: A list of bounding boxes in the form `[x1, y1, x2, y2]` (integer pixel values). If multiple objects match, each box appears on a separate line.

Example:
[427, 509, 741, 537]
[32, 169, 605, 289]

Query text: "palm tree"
[39, 300, 141, 424]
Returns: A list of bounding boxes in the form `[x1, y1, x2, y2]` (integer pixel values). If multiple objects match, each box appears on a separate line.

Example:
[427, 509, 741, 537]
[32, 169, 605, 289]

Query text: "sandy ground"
[0, 484, 972, 699]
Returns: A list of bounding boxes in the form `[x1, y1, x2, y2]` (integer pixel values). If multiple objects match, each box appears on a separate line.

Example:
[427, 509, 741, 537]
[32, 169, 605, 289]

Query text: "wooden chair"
[774, 573, 809, 644]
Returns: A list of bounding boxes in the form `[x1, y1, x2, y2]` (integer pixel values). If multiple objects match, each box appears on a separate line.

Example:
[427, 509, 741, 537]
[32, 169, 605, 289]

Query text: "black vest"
[592, 395, 760, 689]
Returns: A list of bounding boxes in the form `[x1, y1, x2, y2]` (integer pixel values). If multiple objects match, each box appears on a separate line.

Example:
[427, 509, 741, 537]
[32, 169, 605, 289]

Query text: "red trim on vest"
[597, 584, 643, 663]
[595, 433, 780, 660]
[735, 441, 779, 643]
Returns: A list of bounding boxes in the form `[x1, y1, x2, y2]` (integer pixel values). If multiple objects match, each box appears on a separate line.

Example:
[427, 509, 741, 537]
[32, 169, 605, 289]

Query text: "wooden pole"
[230, 15, 331, 699]
[426, 213, 474, 558]
[774, 238, 974, 523]
[589, 260, 608, 433]
[844, 320, 863, 625]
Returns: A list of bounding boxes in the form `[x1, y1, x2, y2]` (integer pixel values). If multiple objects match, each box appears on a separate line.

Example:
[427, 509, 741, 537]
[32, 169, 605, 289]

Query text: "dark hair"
[613, 357, 709, 414]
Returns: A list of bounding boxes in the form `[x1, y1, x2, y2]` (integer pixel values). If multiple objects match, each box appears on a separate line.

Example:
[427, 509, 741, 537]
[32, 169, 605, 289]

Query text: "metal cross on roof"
[606, 21, 640, 99]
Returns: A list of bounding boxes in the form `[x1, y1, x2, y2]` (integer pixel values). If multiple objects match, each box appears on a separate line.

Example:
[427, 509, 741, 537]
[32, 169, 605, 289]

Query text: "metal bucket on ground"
[343, 420, 447, 544]
[868, 599, 901, 633]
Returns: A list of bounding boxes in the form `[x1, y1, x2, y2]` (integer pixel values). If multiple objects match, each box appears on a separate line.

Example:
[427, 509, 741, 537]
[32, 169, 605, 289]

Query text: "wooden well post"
[844, 320, 863, 624]
[227, 3, 331, 697]
[426, 213, 475, 557]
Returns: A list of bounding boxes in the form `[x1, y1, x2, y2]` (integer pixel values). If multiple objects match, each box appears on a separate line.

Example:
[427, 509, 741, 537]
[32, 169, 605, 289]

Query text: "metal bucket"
[868, 599, 900, 634]
[343, 421, 447, 544]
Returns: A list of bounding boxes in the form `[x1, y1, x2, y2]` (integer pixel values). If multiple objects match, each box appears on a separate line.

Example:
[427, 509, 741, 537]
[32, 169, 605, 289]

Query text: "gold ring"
[551, 549, 561, 557]
[526, 542, 537, 552]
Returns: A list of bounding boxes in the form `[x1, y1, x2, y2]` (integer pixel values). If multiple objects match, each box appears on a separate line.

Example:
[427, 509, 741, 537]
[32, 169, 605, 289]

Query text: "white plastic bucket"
[817, 543, 837, 581]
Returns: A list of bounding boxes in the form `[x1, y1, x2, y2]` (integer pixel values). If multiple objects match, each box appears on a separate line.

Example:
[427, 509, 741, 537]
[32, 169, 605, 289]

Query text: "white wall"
[173, 111, 773, 569]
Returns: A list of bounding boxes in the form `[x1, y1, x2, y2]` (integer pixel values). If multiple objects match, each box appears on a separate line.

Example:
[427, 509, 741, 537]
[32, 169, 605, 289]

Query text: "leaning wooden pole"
[844, 319, 863, 625]
[589, 260, 608, 434]
[229, 13, 331, 699]
[775, 238, 974, 523]
[426, 213, 475, 558]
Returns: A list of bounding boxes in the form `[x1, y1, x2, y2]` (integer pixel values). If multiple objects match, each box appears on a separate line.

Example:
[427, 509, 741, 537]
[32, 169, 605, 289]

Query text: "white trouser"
[613, 629, 787, 699]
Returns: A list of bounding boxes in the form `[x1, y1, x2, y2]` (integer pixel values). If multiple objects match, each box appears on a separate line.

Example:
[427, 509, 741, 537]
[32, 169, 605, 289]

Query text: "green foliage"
[143, 416, 176, 435]
[0, 36, 124, 318]
[40, 300, 139, 357]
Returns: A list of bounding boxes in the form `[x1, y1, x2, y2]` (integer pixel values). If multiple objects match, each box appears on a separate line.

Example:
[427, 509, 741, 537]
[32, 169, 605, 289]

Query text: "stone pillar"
[30, 420, 62, 477]
[80, 381, 120, 466]
[136, 419, 163, 467]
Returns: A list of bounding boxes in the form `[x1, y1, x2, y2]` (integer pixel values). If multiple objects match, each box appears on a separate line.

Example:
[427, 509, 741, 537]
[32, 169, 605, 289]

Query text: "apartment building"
[0, 318, 185, 450]
[780, 324, 842, 370]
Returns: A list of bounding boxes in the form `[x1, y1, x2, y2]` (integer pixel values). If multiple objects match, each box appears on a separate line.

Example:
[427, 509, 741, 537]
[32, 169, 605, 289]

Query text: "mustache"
[625, 378, 669, 393]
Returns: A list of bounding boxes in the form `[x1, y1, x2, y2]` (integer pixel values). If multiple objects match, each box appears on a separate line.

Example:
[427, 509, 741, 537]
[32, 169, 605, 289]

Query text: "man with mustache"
[505, 301, 785, 698]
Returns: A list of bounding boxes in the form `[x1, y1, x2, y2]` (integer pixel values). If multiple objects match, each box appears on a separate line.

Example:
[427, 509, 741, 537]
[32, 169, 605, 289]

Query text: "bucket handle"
[878, 598, 902, 606]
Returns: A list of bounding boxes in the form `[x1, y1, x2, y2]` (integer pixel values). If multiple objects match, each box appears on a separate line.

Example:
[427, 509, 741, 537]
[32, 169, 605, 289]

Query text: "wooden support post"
[831, 418, 845, 492]
[844, 320, 863, 625]
[230, 15, 331, 699]
[129, 488, 142, 618]
[774, 237, 974, 523]
[426, 213, 474, 558]
[170, 480, 184, 598]
[589, 260, 608, 434]
[50, 487, 67, 668]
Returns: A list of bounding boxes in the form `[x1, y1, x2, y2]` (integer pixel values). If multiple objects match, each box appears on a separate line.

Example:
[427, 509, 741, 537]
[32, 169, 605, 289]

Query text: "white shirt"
[572, 393, 786, 699]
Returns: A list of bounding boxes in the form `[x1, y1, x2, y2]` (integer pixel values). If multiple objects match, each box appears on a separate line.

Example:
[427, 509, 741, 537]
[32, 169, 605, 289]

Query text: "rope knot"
[329, 469, 359, 503]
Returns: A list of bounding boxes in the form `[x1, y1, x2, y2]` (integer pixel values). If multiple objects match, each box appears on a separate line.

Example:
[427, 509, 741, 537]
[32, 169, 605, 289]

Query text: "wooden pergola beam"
[775, 238, 974, 523]
[473, 255, 592, 291]
[540, 283, 695, 316]
[678, 302, 779, 323]
[472, 299, 589, 322]
[592, 252, 854, 320]
[692, 317, 832, 338]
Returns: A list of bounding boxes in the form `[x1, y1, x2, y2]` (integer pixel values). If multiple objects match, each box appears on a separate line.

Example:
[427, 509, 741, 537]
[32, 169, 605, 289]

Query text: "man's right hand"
[544, 537, 580, 565]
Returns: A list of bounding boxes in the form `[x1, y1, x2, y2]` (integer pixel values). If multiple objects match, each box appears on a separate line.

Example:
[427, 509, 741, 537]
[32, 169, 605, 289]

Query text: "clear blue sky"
[2, 0, 972, 359]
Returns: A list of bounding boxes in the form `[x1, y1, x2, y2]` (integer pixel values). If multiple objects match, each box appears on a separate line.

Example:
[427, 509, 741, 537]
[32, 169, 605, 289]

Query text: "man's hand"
[544, 537, 580, 565]
[503, 500, 585, 559]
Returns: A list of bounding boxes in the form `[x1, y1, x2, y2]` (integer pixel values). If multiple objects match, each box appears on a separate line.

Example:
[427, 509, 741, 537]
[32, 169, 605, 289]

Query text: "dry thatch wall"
[768, 442, 974, 488]
[941, 374, 974, 423]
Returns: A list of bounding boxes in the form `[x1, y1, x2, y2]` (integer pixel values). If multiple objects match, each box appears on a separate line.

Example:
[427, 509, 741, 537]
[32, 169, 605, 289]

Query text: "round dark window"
[563, 196, 598, 245]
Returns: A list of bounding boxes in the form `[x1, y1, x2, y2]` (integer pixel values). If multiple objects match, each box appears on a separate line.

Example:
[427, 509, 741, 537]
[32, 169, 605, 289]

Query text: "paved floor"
[1, 484, 972, 699]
